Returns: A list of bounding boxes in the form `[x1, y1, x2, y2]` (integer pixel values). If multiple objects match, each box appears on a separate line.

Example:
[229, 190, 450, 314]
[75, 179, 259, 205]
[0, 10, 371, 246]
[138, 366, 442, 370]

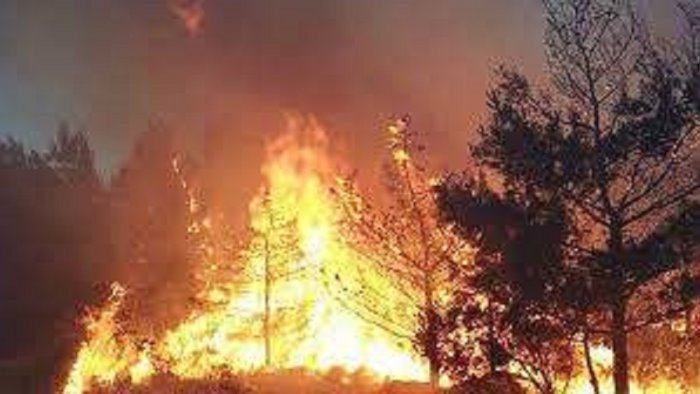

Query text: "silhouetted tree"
[0, 126, 108, 392]
[437, 175, 575, 394]
[441, 1, 700, 393]
[47, 123, 100, 187]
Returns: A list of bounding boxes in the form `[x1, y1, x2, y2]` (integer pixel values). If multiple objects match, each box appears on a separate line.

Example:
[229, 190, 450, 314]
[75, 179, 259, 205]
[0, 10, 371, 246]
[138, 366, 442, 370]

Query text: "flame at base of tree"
[61, 115, 694, 394]
[62, 116, 428, 394]
[560, 344, 688, 393]
[62, 283, 155, 394]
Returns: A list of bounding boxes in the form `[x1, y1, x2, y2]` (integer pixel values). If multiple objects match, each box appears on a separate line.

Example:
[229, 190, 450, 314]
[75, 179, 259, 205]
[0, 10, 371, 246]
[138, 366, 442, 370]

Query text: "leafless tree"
[336, 118, 473, 386]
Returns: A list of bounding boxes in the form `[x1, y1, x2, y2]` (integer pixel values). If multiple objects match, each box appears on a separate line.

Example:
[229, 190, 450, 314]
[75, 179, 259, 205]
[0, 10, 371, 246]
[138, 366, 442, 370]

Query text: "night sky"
[0, 0, 681, 176]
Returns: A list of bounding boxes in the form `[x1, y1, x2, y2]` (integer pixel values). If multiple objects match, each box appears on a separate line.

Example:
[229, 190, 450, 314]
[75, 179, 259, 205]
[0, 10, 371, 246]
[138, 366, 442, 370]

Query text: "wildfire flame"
[61, 115, 692, 394]
[159, 116, 426, 379]
[62, 284, 154, 394]
[62, 116, 427, 393]
[564, 344, 686, 393]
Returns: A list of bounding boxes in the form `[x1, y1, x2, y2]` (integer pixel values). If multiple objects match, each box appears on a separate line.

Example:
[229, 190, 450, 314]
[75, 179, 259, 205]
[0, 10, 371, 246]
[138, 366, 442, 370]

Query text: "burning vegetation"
[0, 1, 699, 394]
[62, 116, 439, 393]
[57, 112, 700, 394]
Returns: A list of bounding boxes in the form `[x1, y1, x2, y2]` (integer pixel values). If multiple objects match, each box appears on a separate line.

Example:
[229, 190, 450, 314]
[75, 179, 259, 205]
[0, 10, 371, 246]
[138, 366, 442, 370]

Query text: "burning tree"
[244, 190, 302, 368]
[336, 117, 473, 386]
[225, 116, 426, 377]
[109, 125, 194, 334]
[62, 115, 431, 394]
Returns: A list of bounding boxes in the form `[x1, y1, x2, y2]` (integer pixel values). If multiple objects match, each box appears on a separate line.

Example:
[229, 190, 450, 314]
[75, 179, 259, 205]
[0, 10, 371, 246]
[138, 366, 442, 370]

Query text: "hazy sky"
[0, 0, 682, 176]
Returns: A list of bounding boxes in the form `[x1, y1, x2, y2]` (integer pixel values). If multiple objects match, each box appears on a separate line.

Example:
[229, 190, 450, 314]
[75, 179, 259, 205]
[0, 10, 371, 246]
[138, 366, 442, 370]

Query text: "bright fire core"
[62, 116, 428, 394]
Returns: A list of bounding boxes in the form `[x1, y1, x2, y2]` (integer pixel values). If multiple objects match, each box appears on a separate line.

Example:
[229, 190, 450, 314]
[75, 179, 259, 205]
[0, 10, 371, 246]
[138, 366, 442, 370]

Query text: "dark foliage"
[0, 124, 202, 392]
[449, 372, 526, 394]
[435, 176, 575, 393]
[0, 127, 110, 392]
[435, 1, 700, 393]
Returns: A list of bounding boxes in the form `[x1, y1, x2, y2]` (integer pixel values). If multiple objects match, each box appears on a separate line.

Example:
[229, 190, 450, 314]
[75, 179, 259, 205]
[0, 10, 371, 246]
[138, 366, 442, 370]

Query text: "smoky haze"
[0, 0, 549, 225]
[0, 0, 678, 222]
[0, 1, 694, 392]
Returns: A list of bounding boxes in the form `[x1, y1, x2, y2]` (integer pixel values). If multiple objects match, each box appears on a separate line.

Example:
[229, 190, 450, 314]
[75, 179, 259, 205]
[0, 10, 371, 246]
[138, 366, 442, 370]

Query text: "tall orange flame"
[60, 116, 691, 393]
[62, 115, 427, 393]
[159, 116, 427, 379]
[62, 284, 154, 394]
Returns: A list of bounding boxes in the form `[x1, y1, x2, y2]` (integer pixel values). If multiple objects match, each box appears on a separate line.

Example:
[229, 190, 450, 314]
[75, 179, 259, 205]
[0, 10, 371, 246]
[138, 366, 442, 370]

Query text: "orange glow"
[159, 116, 426, 380]
[62, 284, 153, 394]
[62, 115, 428, 393]
[564, 344, 686, 394]
[60, 116, 691, 394]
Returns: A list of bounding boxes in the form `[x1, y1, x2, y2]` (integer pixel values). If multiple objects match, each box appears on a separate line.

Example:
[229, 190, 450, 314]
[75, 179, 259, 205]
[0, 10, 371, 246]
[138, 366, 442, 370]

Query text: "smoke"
[0, 0, 548, 220]
[169, 0, 205, 36]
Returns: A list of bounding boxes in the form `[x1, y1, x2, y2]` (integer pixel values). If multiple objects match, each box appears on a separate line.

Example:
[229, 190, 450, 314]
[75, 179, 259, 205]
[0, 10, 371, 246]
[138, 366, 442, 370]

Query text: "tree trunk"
[263, 235, 271, 368]
[607, 215, 629, 394]
[487, 299, 498, 374]
[582, 329, 600, 394]
[429, 356, 440, 388]
[612, 297, 629, 394]
[424, 278, 440, 387]
[426, 311, 440, 387]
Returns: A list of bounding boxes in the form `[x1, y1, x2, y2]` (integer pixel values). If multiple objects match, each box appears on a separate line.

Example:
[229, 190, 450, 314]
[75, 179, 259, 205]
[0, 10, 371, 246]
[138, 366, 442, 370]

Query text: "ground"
[83, 370, 438, 394]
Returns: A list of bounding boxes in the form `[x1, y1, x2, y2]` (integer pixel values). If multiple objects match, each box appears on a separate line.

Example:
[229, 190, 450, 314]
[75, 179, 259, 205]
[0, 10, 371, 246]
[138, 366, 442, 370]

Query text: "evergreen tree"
[439, 2, 700, 392]
[109, 124, 192, 335]
[0, 126, 108, 392]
